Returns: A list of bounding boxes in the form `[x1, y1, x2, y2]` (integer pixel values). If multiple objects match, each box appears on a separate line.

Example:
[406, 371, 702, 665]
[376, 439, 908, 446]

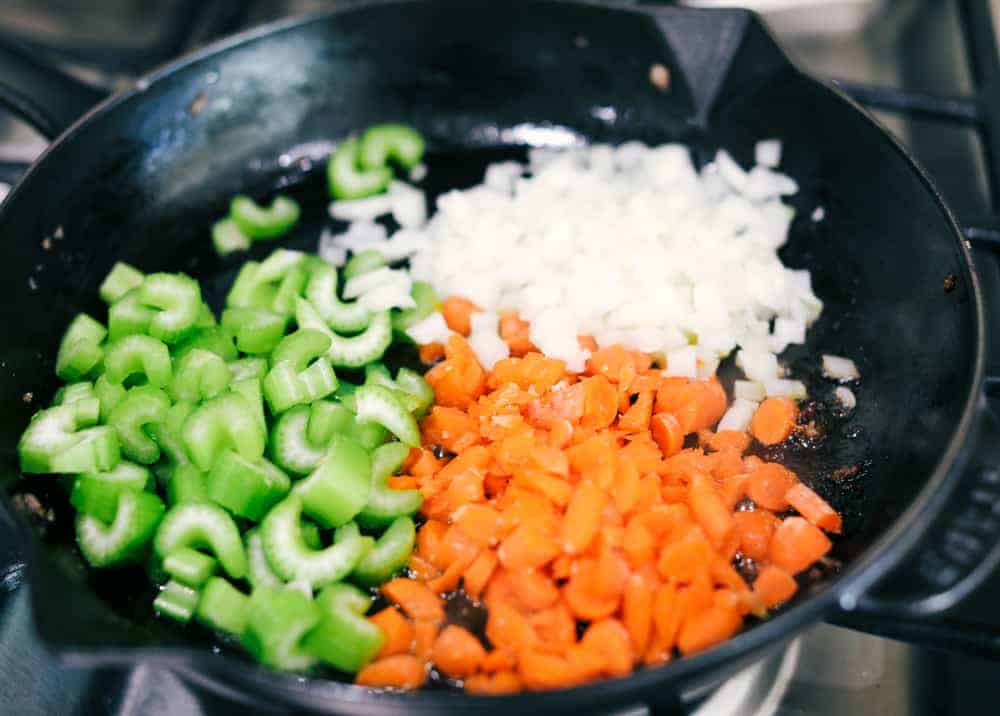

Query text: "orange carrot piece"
[498, 523, 561, 571]
[563, 560, 621, 621]
[613, 456, 641, 516]
[370, 607, 414, 659]
[507, 569, 561, 610]
[650, 412, 685, 457]
[463, 549, 498, 599]
[513, 469, 573, 507]
[688, 473, 736, 550]
[581, 619, 634, 677]
[623, 573, 655, 656]
[499, 312, 536, 357]
[750, 397, 798, 445]
[618, 391, 654, 433]
[676, 605, 742, 655]
[485, 603, 539, 654]
[356, 654, 426, 689]
[420, 406, 480, 453]
[785, 482, 842, 533]
[427, 551, 476, 594]
[411, 620, 438, 661]
[580, 376, 619, 429]
[578, 334, 599, 352]
[529, 603, 576, 653]
[732, 509, 780, 561]
[518, 650, 578, 691]
[431, 625, 487, 678]
[623, 521, 655, 569]
[561, 480, 607, 554]
[747, 463, 797, 511]
[753, 565, 799, 608]
[769, 516, 832, 574]
[720, 473, 749, 510]
[408, 554, 440, 582]
[416, 520, 449, 570]
[453, 504, 504, 547]
[594, 543, 630, 600]
[707, 430, 751, 453]
[482, 648, 517, 673]
[382, 579, 445, 623]
[651, 582, 682, 654]
[657, 527, 714, 583]
[441, 296, 481, 336]
[465, 671, 523, 694]
[418, 341, 445, 364]
[388, 475, 419, 490]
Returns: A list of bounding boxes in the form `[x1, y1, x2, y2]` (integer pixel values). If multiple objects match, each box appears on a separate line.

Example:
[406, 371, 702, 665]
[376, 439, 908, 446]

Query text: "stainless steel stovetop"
[0, 1, 998, 714]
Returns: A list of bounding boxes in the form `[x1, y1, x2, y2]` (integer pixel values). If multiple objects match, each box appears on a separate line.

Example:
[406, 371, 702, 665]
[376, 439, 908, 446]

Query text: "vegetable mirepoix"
[17, 188, 432, 674]
[356, 335, 840, 692]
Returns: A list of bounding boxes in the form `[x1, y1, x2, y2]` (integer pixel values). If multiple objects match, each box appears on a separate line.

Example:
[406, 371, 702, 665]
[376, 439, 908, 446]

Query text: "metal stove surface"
[0, 1, 998, 715]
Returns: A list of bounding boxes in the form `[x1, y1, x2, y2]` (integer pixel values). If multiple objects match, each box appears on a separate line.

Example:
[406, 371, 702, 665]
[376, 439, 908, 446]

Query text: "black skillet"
[0, 1, 999, 713]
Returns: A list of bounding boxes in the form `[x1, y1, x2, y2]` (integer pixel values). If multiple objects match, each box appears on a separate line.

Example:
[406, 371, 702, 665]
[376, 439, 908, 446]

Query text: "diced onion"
[718, 398, 759, 432]
[822, 354, 860, 382]
[665, 345, 697, 379]
[329, 194, 393, 222]
[764, 379, 807, 400]
[388, 181, 427, 228]
[736, 349, 780, 383]
[317, 227, 347, 266]
[834, 386, 857, 410]
[406, 312, 451, 345]
[467, 311, 510, 370]
[342, 267, 408, 299]
[755, 139, 782, 168]
[734, 380, 766, 402]
[332, 221, 387, 252]
[358, 282, 416, 312]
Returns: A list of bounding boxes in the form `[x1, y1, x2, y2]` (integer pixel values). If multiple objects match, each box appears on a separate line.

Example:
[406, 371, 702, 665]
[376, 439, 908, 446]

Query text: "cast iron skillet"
[0, 1, 999, 713]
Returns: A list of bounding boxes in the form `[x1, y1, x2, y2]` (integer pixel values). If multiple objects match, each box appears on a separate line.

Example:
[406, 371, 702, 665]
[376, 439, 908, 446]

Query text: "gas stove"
[0, 1, 998, 714]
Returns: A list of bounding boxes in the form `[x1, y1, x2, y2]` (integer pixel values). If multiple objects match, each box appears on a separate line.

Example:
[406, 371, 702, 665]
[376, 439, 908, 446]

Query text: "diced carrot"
[580, 375, 619, 429]
[408, 554, 439, 582]
[498, 523, 561, 571]
[431, 625, 487, 678]
[411, 620, 438, 661]
[453, 504, 504, 547]
[481, 648, 517, 673]
[578, 335, 599, 352]
[613, 456, 641, 516]
[383, 579, 445, 623]
[747, 463, 797, 511]
[676, 604, 742, 655]
[753, 565, 798, 608]
[581, 619, 634, 677]
[566, 643, 605, 682]
[657, 526, 713, 583]
[427, 551, 476, 594]
[548, 418, 574, 449]
[370, 607, 414, 659]
[732, 509, 780, 561]
[623, 573, 654, 656]
[489, 353, 567, 393]
[463, 549, 498, 599]
[769, 516, 832, 574]
[634, 472, 664, 513]
[356, 654, 426, 689]
[623, 521, 655, 568]
[750, 397, 798, 445]
[419, 341, 445, 364]
[465, 671, 523, 694]
[688, 473, 736, 550]
[512, 469, 572, 508]
[587, 346, 652, 379]
[441, 296, 481, 336]
[518, 650, 578, 690]
[499, 312, 536, 357]
[650, 412, 685, 457]
[444, 469, 486, 514]
[485, 602, 538, 653]
[550, 553, 573, 580]
[651, 582, 681, 654]
[710, 448, 745, 481]
[561, 481, 607, 554]
[563, 560, 621, 621]
[618, 391, 654, 433]
[720, 473, 749, 510]
[707, 430, 751, 453]
[785, 482, 842, 533]
[421, 406, 480, 453]
[507, 569, 561, 610]
[594, 543, 631, 601]
[416, 520, 449, 570]
[529, 603, 576, 652]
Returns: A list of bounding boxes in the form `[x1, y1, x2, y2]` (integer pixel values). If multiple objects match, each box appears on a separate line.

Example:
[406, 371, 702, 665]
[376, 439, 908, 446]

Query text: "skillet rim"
[0, 0, 986, 707]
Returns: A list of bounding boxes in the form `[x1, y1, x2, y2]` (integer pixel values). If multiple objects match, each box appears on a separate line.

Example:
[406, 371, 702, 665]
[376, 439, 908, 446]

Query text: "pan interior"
[0, 0, 980, 686]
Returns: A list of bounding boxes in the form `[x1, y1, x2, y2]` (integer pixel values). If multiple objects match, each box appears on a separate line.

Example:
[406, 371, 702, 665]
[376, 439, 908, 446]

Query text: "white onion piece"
[388, 181, 427, 228]
[329, 194, 393, 222]
[408, 163, 427, 182]
[467, 311, 509, 370]
[734, 380, 766, 402]
[755, 139, 782, 168]
[770, 317, 806, 353]
[696, 356, 720, 380]
[822, 354, 860, 381]
[358, 282, 416, 312]
[665, 345, 697, 378]
[834, 386, 857, 410]
[715, 149, 749, 192]
[332, 221, 387, 252]
[718, 398, 759, 432]
[362, 229, 431, 262]
[342, 267, 408, 299]
[736, 349, 780, 383]
[406, 312, 451, 345]
[483, 162, 523, 194]
[764, 379, 807, 400]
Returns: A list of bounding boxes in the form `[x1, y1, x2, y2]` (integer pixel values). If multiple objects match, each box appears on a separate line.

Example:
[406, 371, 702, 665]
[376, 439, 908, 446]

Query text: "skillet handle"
[829, 395, 1000, 656]
[0, 42, 105, 139]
